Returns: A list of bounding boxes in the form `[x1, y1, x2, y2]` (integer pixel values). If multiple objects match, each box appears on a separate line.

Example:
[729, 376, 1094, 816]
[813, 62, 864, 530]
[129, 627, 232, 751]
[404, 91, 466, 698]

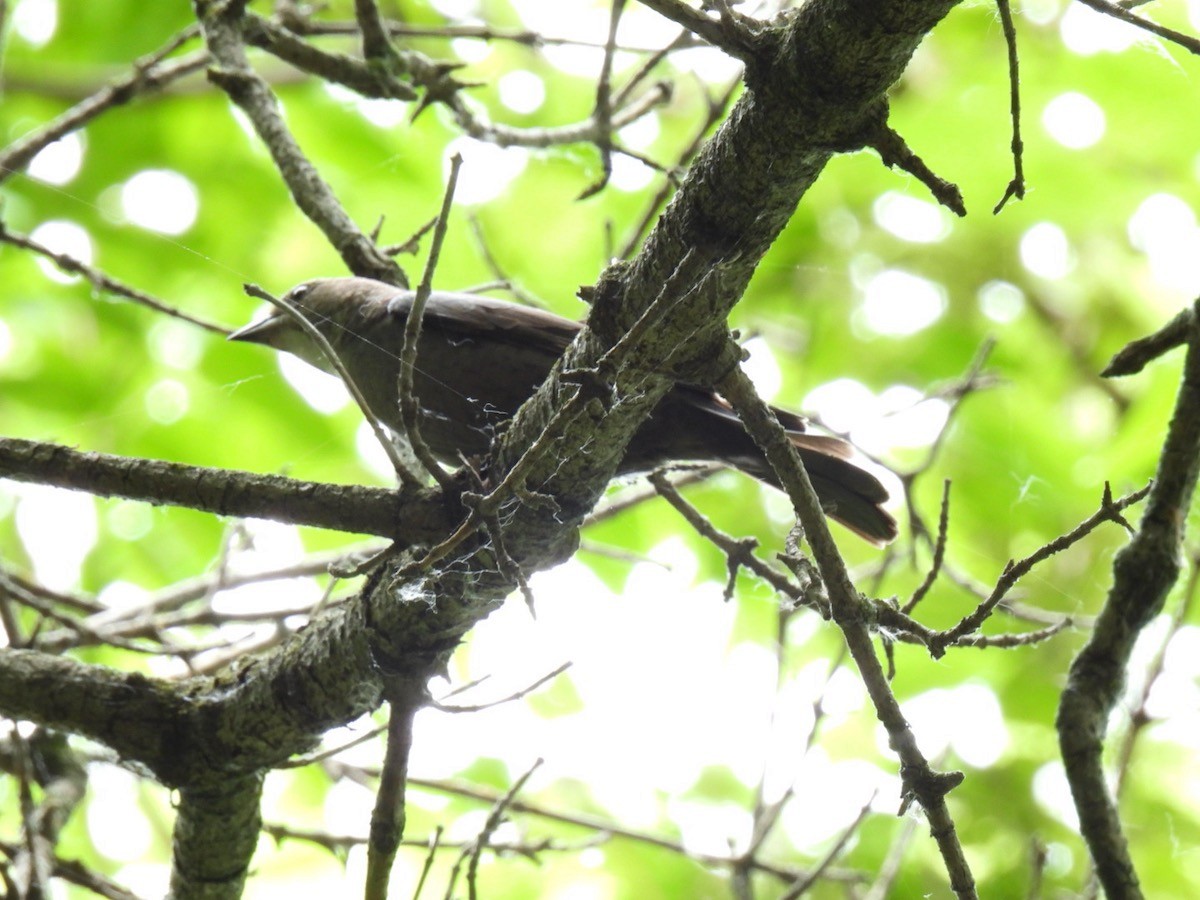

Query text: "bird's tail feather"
[727, 430, 898, 546]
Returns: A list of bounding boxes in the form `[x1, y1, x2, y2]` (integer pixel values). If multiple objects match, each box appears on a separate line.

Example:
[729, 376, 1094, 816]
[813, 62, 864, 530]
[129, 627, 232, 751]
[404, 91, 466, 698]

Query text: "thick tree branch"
[494, 0, 959, 570]
[0, 437, 458, 543]
[3, 3, 963, 896]
[1057, 300, 1200, 899]
[170, 774, 264, 900]
[637, 0, 757, 59]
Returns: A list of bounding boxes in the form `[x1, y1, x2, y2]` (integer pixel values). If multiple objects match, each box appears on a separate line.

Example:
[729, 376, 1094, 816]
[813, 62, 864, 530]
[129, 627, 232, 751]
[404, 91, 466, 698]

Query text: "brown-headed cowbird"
[230, 277, 897, 544]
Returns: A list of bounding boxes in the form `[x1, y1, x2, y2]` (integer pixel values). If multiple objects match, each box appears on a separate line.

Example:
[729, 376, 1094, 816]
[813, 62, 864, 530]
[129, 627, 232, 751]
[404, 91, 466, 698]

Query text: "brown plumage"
[230, 277, 898, 544]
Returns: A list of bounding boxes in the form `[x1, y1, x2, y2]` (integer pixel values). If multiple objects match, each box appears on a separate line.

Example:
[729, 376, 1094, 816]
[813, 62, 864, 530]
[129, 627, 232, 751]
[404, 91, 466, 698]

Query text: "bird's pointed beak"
[227, 314, 284, 345]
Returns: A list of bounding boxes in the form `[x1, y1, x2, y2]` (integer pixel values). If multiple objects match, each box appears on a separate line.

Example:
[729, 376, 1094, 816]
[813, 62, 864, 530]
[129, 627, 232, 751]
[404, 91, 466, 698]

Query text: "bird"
[229, 277, 898, 544]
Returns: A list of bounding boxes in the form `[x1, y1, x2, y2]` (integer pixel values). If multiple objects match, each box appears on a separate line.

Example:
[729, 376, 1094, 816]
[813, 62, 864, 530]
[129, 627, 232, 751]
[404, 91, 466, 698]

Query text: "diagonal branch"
[637, 0, 757, 60]
[4, 4, 966, 896]
[195, 0, 404, 285]
[717, 363, 977, 899]
[1057, 299, 1200, 898]
[0, 28, 207, 184]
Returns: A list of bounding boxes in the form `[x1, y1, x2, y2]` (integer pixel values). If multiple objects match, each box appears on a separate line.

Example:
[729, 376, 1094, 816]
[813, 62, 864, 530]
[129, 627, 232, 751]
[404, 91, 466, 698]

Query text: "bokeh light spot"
[1043, 92, 1106, 149]
[873, 191, 951, 243]
[28, 133, 83, 184]
[30, 219, 93, 283]
[1019, 222, 1075, 280]
[858, 269, 947, 336]
[121, 169, 199, 235]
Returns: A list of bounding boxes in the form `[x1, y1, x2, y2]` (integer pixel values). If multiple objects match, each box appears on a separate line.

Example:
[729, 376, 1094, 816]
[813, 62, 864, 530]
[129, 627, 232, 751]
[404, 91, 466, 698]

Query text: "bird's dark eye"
[288, 283, 311, 303]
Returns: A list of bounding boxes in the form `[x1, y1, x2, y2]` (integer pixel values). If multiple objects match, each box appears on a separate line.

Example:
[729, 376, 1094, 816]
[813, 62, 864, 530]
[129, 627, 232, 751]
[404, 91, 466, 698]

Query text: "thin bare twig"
[1103, 305, 1196, 377]
[930, 482, 1150, 655]
[636, 0, 757, 60]
[903, 480, 951, 614]
[0, 221, 227, 334]
[0, 28, 206, 183]
[779, 793, 875, 899]
[578, 0, 626, 199]
[993, 0, 1025, 213]
[431, 663, 572, 713]
[366, 679, 426, 900]
[398, 153, 463, 489]
[463, 759, 544, 900]
[1074, 0, 1200, 56]
[649, 471, 826, 612]
[868, 120, 966, 216]
[411, 826, 443, 900]
[716, 362, 977, 898]
[243, 283, 421, 485]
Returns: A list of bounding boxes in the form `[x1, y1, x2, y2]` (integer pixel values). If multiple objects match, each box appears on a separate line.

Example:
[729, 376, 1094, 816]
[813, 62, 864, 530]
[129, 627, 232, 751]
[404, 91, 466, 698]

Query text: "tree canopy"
[1, 1, 1199, 898]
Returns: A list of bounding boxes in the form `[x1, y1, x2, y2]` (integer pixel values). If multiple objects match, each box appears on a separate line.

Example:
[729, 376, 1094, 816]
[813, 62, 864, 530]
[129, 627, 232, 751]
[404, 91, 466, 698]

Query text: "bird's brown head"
[228, 277, 395, 371]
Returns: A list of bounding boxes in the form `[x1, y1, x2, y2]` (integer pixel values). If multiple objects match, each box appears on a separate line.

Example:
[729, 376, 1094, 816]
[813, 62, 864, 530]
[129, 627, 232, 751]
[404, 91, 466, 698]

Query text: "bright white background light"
[873, 191, 951, 243]
[13, 484, 97, 593]
[120, 169, 199, 235]
[445, 138, 528, 204]
[29, 219, 93, 283]
[28, 133, 84, 185]
[498, 70, 547, 114]
[1043, 91, 1106, 150]
[1060, 3, 1139, 55]
[12, 0, 56, 45]
[857, 269, 948, 336]
[1127, 192, 1200, 296]
[1020, 222, 1075, 280]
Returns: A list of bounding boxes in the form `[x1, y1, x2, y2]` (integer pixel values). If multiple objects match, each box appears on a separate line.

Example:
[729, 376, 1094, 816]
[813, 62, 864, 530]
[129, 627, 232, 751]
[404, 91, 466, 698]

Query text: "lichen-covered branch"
[0, 436, 456, 543]
[1057, 299, 1200, 899]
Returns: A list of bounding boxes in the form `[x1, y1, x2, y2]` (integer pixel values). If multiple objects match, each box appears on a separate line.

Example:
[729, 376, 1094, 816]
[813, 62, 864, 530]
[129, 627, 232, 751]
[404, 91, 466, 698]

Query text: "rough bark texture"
[0, 2, 963, 896]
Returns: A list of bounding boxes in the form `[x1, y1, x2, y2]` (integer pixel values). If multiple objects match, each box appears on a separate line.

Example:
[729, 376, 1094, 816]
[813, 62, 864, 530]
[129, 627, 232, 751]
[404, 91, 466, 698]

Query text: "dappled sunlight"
[143, 378, 190, 425]
[873, 191, 952, 244]
[1020, 222, 1076, 280]
[87, 766, 155, 863]
[780, 751, 900, 850]
[12, 482, 96, 591]
[1042, 92, 1106, 150]
[147, 319, 204, 371]
[119, 170, 199, 236]
[11, 0, 56, 46]
[898, 683, 1010, 768]
[669, 798, 754, 858]
[855, 269, 948, 337]
[741, 335, 782, 403]
[210, 519, 323, 616]
[1033, 762, 1080, 830]
[28, 133, 83, 185]
[1060, 3, 1141, 55]
[278, 350, 352, 414]
[1128, 193, 1200, 297]
[498, 70, 547, 115]
[444, 137, 528, 205]
[977, 279, 1025, 324]
[803, 377, 949, 457]
[29, 219, 92, 282]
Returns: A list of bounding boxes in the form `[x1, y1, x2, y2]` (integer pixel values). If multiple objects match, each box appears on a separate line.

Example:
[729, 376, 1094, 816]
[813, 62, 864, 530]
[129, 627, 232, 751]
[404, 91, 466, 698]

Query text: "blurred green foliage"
[2, 0, 1199, 897]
